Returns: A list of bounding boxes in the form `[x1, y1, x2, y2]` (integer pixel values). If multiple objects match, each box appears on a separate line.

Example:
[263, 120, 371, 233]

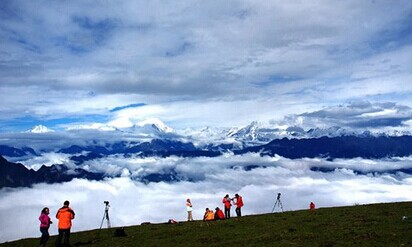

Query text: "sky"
[1, 0, 412, 132]
[2, 0, 412, 243]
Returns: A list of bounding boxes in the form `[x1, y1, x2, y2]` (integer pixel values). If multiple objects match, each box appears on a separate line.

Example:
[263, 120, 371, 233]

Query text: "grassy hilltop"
[2, 202, 411, 247]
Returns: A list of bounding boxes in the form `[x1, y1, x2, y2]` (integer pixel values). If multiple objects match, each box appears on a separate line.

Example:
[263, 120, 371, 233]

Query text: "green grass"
[2, 202, 412, 247]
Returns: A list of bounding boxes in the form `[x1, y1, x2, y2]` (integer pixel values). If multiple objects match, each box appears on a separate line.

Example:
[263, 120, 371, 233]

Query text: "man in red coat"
[234, 194, 244, 217]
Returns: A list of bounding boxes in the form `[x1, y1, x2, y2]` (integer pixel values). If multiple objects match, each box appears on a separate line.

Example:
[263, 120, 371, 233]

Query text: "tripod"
[272, 193, 284, 213]
[100, 201, 112, 230]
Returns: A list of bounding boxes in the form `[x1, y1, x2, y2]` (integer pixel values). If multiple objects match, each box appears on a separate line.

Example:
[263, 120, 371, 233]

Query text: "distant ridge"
[240, 135, 412, 159]
[0, 155, 104, 188]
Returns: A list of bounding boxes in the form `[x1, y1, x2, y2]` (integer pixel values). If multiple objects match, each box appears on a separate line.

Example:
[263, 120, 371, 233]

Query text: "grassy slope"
[2, 202, 411, 247]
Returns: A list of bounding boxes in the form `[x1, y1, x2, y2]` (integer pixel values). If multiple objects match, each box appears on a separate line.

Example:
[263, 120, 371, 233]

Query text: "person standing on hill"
[186, 198, 194, 221]
[55, 200, 75, 247]
[233, 193, 244, 217]
[39, 207, 52, 247]
[222, 194, 232, 219]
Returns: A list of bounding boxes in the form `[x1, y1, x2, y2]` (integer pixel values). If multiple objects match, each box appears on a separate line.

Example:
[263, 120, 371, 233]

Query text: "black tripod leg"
[100, 212, 106, 229]
[272, 201, 278, 212]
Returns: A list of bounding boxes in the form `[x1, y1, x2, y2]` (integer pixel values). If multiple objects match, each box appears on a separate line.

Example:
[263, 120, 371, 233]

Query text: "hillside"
[1, 202, 411, 247]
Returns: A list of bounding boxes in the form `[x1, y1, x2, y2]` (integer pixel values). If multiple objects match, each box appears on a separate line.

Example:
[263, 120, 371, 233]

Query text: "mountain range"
[1, 119, 412, 188]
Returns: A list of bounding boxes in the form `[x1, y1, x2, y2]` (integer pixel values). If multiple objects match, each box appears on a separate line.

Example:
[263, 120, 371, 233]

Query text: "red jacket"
[310, 202, 316, 210]
[222, 197, 231, 209]
[56, 206, 75, 229]
[215, 209, 225, 219]
[235, 196, 244, 208]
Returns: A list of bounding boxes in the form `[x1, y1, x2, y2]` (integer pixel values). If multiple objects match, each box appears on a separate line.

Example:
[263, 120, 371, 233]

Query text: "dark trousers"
[236, 207, 242, 217]
[55, 228, 71, 247]
[39, 227, 49, 246]
[224, 207, 230, 218]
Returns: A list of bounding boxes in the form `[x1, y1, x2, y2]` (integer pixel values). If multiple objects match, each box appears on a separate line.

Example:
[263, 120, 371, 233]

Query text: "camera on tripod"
[272, 192, 284, 213]
[100, 201, 111, 230]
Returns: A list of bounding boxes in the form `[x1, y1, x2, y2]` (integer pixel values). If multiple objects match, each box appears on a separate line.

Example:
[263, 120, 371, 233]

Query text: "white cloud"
[17, 152, 73, 171]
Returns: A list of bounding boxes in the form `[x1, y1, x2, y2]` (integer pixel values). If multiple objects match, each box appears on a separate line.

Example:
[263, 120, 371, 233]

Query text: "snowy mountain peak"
[136, 118, 173, 133]
[306, 126, 357, 138]
[227, 121, 260, 138]
[26, 125, 54, 133]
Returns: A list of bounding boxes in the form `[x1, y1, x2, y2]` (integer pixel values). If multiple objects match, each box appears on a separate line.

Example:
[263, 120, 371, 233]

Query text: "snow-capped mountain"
[136, 118, 173, 133]
[227, 121, 273, 144]
[120, 118, 179, 140]
[65, 123, 117, 131]
[25, 125, 54, 133]
[224, 121, 412, 142]
[3, 117, 412, 188]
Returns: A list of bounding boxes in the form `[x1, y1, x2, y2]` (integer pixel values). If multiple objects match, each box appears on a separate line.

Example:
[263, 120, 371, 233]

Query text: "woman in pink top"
[39, 207, 52, 247]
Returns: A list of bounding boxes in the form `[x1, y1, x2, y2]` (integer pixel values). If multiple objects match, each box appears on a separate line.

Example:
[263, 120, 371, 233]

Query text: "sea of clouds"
[1, 153, 412, 243]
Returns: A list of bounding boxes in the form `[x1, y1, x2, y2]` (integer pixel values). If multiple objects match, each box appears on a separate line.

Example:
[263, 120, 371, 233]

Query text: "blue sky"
[1, 0, 412, 132]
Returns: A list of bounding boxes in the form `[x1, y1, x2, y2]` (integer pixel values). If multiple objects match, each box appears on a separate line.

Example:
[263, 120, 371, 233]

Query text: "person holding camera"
[55, 200, 75, 247]
[222, 194, 232, 219]
[39, 207, 52, 247]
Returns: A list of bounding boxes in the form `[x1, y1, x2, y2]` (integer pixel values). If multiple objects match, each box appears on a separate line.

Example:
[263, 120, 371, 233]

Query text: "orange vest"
[56, 206, 75, 229]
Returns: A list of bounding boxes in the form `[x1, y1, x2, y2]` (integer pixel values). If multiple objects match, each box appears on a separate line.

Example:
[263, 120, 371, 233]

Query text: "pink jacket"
[39, 213, 51, 228]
